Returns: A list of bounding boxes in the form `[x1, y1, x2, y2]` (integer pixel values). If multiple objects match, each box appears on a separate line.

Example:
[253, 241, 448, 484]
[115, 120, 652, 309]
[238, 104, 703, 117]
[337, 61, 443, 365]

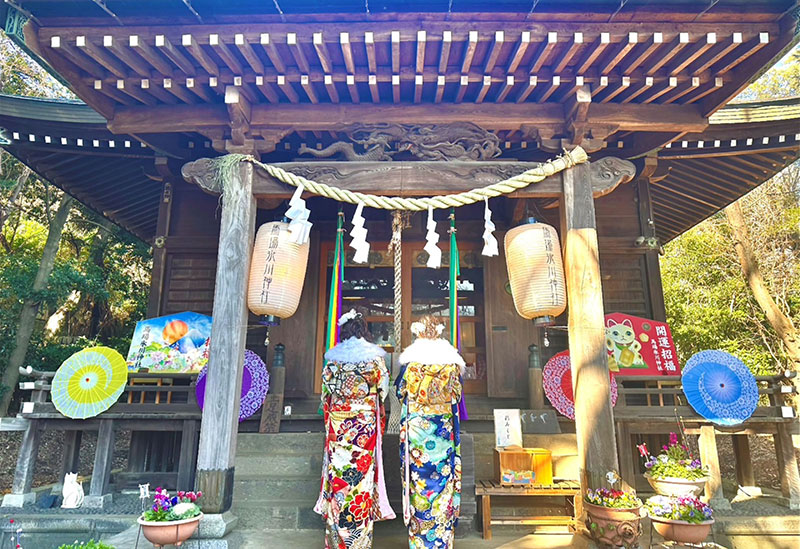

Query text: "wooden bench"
[475, 479, 580, 540]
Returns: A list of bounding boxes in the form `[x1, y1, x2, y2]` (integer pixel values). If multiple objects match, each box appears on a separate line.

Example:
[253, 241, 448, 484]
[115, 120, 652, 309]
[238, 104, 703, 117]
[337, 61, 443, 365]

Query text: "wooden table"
[475, 479, 581, 540]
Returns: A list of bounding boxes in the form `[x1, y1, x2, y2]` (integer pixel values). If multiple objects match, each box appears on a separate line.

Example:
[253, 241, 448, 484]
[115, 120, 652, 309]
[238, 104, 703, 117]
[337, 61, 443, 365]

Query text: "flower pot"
[650, 515, 714, 544]
[138, 513, 203, 548]
[644, 473, 708, 497]
[584, 502, 643, 549]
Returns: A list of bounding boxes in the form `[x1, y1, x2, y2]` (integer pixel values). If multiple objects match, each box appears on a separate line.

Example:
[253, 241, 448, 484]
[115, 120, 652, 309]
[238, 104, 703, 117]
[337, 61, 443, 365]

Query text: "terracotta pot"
[138, 513, 203, 548]
[584, 501, 643, 549]
[650, 515, 714, 544]
[644, 472, 708, 497]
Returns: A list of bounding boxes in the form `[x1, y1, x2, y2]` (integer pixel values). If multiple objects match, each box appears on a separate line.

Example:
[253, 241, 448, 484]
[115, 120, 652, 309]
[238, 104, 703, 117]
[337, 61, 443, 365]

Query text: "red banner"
[604, 313, 680, 376]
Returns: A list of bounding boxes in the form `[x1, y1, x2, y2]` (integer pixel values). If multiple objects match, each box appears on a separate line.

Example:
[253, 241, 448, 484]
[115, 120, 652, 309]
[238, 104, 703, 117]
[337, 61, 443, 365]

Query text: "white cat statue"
[61, 472, 84, 509]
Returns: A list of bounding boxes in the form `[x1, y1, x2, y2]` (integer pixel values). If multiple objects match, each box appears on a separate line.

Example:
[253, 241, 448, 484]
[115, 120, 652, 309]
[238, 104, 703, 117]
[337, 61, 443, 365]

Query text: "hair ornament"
[436, 324, 445, 335]
[337, 308, 360, 326]
[410, 321, 425, 336]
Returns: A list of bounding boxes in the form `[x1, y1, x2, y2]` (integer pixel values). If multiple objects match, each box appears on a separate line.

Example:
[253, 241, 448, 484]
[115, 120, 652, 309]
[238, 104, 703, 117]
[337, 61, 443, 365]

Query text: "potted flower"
[584, 475, 643, 549]
[646, 495, 714, 544]
[639, 433, 709, 497]
[137, 488, 203, 548]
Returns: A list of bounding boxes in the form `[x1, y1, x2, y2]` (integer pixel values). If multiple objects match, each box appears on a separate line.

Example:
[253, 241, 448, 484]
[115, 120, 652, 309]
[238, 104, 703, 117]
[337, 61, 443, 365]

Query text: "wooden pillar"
[774, 423, 800, 509]
[1, 420, 41, 507]
[86, 419, 115, 508]
[60, 430, 83, 478]
[146, 180, 173, 317]
[731, 434, 756, 488]
[698, 426, 731, 510]
[528, 343, 545, 409]
[561, 161, 619, 492]
[616, 422, 636, 488]
[177, 420, 199, 490]
[191, 158, 256, 514]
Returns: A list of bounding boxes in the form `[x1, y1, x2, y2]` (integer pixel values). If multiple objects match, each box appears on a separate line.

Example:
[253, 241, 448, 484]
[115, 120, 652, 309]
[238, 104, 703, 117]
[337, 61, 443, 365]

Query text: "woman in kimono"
[397, 316, 465, 549]
[314, 308, 395, 549]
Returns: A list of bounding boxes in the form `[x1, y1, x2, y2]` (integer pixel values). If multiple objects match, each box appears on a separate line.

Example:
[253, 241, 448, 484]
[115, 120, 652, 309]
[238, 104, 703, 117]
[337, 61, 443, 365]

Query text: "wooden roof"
[0, 93, 169, 240]
[1, 93, 797, 244]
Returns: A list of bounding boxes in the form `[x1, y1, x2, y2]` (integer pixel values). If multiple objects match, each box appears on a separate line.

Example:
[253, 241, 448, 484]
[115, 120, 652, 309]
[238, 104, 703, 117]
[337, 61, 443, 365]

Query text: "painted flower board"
[126, 311, 212, 373]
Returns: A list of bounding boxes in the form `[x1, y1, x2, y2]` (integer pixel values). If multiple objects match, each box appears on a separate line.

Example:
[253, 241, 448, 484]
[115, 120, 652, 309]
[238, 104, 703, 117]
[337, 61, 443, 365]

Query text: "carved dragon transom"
[297, 122, 502, 162]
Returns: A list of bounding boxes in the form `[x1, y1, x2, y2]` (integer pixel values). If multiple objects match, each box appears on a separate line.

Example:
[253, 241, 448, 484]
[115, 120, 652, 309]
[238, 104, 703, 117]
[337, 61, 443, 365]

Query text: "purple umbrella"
[196, 349, 270, 422]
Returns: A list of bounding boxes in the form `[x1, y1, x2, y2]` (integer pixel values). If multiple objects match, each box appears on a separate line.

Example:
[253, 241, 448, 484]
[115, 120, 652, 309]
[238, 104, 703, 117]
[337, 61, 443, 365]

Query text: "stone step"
[236, 432, 323, 457]
[235, 452, 324, 479]
[233, 478, 323, 503]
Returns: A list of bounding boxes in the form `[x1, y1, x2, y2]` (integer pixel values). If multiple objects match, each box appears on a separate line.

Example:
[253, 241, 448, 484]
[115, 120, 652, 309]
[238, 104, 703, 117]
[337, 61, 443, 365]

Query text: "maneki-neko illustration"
[604, 313, 680, 376]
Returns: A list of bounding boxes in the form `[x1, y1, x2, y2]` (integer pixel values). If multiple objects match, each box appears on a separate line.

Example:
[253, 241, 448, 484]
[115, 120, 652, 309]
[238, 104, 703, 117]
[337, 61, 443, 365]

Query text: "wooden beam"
[236, 33, 265, 74]
[324, 74, 339, 103]
[647, 33, 689, 75]
[208, 34, 243, 74]
[530, 31, 558, 73]
[506, 31, 531, 72]
[244, 156, 635, 200]
[597, 31, 638, 75]
[76, 35, 129, 78]
[484, 31, 504, 73]
[561, 161, 619, 493]
[155, 34, 195, 75]
[287, 32, 310, 73]
[181, 34, 218, 75]
[259, 33, 285, 72]
[365, 32, 377, 73]
[312, 32, 333, 73]
[103, 35, 152, 77]
[688, 34, 741, 74]
[553, 32, 583, 74]
[461, 30, 479, 73]
[340, 32, 355, 74]
[439, 30, 453, 73]
[416, 30, 427, 74]
[183, 158, 256, 514]
[2, 421, 40, 506]
[699, 426, 732, 510]
[129, 35, 174, 75]
[391, 30, 401, 73]
[575, 33, 610, 74]
[110, 101, 708, 134]
[620, 32, 662, 75]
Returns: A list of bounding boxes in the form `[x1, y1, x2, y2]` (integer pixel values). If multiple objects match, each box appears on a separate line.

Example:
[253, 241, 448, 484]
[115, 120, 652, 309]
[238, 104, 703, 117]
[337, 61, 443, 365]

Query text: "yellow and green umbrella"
[51, 346, 128, 419]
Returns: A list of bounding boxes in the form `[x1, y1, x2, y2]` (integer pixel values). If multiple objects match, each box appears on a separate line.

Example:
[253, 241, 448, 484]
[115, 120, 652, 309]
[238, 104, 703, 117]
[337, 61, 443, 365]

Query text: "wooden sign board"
[259, 393, 284, 434]
[519, 409, 561, 434]
[493, 409, 523, 448]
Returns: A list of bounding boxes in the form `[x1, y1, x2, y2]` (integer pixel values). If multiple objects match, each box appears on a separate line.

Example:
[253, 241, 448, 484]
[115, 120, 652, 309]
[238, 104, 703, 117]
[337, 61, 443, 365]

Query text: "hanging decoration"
[325, 211, 346, 351]
[196, 349, 270, 422]
[349, 202, 370, 264]
[52, 347, 128, 419]
[247, 221, 310, 319]
[504, 218, 567, 325]
[481, 198, 499, 257]
[285, 182, 313, 244]
[681, 350, 758, 426]
[448, 210, 461, 349]
[424, 206, 442, 269]
[543, 351, 618, 420]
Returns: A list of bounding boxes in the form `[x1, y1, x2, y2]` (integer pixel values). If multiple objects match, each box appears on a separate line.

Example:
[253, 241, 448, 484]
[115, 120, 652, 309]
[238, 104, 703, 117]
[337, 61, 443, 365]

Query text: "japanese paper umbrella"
[51, 346, 128, 419]
[196, 349, 270, 422]
[681, 350, 758, 426]
[543, 350, 618, 420]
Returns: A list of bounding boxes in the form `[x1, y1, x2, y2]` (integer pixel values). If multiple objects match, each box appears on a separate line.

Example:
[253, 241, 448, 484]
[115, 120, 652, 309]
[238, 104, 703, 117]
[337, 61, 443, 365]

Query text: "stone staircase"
[232, 432, 476, 535]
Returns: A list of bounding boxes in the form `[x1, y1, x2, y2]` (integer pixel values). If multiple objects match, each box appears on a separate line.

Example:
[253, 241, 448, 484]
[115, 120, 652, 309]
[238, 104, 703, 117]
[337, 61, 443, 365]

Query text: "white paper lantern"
[504, 219, 567, 323]
[248, 221, 310, 319]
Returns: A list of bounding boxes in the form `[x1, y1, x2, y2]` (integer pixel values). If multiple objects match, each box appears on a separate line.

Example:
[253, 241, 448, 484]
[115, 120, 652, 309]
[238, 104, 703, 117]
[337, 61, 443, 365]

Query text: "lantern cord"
[212, 147, 587, 211]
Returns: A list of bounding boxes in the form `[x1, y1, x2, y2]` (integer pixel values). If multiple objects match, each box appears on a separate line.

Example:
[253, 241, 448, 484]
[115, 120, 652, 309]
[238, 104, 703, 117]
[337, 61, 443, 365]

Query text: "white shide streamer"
[482, 197, 499, 257]
[424, 206, 442, 268]
[349, 202, 370, 264]
[285, 183, 313, 244]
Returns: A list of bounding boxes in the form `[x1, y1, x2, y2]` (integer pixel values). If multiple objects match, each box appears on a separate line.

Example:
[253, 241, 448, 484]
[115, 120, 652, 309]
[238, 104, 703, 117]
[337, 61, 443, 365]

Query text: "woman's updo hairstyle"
[338, 307, 372, 342]
[410, 315, 446, 340]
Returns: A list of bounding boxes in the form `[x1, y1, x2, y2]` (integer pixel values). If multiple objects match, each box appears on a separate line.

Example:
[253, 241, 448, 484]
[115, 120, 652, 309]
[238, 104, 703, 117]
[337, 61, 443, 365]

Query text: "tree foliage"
[661, 45, 800, 374]
[0, 32, 150, 411]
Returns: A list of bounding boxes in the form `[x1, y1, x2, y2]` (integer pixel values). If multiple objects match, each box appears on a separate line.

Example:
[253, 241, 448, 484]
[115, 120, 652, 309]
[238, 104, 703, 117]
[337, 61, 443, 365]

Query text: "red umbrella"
[542, 350, 618, 420]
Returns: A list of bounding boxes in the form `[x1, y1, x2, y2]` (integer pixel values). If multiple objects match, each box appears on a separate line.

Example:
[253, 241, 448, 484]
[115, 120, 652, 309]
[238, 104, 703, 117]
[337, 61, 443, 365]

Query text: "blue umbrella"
[682, 350, 758, 426]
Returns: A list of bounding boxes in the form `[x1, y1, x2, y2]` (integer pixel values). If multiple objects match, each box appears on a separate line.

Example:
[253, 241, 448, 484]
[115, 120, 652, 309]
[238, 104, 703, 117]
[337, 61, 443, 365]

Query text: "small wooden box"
[496, 447, 553, 486]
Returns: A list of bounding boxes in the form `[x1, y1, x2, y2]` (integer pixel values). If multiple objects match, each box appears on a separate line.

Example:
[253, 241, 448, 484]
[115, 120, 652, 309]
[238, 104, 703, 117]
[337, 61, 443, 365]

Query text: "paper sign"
[605, 313, 680, 375]
[519, 409, 561, 434]
[493, 409, 523, 448]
